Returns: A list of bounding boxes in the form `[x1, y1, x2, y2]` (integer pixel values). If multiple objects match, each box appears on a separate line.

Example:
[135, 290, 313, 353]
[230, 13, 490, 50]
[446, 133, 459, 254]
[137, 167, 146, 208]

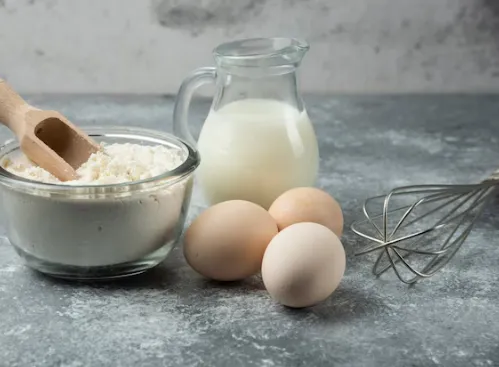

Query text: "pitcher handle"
[173, 67, 216, 146]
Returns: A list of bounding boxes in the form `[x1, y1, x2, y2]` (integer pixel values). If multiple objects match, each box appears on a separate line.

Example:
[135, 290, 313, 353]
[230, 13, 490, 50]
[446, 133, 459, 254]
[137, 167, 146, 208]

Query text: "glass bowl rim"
[0, 125, 200, 193]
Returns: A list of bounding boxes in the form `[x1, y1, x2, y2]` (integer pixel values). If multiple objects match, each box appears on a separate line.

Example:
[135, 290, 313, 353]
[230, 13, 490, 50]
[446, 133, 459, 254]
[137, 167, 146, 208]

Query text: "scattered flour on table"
[1, 143, 185, 185]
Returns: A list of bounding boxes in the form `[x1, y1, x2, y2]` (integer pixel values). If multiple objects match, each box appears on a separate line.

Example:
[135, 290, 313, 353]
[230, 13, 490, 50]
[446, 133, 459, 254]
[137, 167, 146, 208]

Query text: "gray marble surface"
[4, 0, 499, 94]
[1, 95, 498, 367]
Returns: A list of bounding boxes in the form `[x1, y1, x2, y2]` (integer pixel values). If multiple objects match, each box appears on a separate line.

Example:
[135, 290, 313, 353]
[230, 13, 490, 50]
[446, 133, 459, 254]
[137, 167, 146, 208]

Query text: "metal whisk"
[351, 170, 499, 284]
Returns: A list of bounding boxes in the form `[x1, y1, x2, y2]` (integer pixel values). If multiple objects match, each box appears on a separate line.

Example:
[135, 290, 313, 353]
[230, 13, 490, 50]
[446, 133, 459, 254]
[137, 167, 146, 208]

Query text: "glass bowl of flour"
[0, 126, 199, 280]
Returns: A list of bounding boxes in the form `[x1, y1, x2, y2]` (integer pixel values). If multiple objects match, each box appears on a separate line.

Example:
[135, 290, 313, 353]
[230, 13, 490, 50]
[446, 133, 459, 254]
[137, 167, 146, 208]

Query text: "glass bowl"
[0, 126, 200, 280]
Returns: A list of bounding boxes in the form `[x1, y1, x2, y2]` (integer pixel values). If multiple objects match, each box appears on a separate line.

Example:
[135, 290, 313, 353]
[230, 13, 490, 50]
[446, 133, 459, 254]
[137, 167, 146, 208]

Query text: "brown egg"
[262, 222, 346, 308]
[268, 187, 343, 237]
[184, 200, 278, 281]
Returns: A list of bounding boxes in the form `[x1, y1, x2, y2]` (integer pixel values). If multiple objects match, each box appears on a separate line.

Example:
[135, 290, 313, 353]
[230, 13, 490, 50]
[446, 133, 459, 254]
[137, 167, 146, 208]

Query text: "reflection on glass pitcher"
[173, 38, 319, 209]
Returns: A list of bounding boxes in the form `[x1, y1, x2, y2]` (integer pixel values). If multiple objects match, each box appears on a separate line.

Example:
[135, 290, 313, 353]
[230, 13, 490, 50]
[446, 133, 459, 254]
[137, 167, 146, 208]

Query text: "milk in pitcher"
[197, 98, 319, 209]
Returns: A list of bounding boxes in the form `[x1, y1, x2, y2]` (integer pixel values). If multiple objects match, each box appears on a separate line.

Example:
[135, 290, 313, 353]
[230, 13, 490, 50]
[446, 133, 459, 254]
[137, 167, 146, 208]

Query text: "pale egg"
[184, 200, 278, 281]
[261, 222, 346, 308]
[268, 187, 344, 237]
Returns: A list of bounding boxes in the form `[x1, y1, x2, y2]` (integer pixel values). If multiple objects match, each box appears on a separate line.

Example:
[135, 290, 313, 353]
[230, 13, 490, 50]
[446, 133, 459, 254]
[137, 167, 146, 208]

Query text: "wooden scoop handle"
[0, 78, 32, 137]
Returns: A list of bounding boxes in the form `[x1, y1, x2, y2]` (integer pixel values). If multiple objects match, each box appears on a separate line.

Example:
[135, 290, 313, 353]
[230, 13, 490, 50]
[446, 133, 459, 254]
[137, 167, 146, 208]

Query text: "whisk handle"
[484, 169, 499, 182]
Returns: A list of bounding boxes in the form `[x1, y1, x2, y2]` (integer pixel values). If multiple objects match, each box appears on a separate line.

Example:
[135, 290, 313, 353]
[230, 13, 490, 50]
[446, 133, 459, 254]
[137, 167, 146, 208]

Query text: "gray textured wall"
[1, 0, 499, 94]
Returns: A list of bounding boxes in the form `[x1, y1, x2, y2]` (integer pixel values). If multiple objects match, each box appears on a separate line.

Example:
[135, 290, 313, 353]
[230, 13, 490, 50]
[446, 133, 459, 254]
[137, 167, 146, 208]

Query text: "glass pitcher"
[173, 37, 319, 209]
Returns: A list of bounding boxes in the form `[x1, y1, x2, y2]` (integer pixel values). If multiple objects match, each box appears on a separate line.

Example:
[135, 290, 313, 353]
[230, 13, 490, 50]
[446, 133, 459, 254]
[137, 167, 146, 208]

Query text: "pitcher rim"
[213, 37, 309, 67]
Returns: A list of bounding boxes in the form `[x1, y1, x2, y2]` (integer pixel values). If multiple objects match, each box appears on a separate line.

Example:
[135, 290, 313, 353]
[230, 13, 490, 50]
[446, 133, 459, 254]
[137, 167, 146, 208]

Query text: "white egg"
[262, 222, 346, 308]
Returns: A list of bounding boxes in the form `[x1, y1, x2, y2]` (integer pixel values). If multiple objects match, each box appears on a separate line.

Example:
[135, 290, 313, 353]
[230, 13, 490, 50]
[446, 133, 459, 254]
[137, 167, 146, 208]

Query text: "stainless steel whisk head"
[351, 173, 499, 284]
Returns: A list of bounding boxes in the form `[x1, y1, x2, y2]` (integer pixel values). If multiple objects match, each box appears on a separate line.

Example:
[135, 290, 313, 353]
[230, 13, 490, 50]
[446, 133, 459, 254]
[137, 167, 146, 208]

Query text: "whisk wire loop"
[352, 177, 498, 284]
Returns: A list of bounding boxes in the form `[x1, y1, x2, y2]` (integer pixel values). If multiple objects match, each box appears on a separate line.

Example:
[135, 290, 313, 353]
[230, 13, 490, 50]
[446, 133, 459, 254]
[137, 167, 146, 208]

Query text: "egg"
[268, 187, 344, 237]
[261, 222, 346, 308]
[184, 200, 278, 281]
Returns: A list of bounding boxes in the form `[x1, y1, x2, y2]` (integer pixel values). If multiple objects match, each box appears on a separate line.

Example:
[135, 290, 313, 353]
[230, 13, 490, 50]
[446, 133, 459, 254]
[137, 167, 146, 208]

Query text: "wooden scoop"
[0, 79, 100, 181]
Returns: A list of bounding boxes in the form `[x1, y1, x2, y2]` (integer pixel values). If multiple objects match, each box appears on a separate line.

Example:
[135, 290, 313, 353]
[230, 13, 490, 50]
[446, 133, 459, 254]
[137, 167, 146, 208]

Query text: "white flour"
[1, 143, 185, 185]
[0, 142, 193, 270]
